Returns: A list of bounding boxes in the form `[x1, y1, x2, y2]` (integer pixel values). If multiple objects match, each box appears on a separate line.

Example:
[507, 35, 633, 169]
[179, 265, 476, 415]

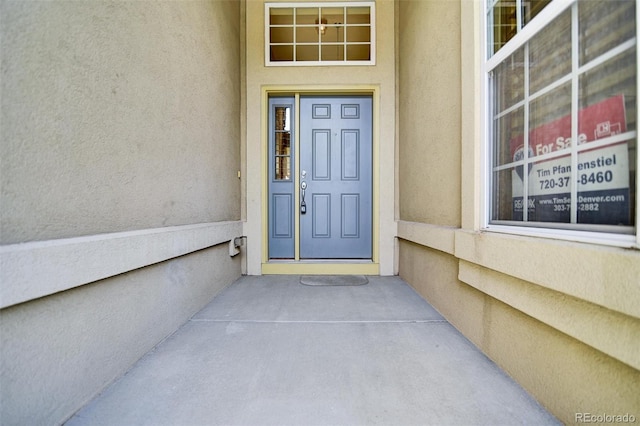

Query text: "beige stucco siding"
[0, 2, 243, 424]
[1, 245, 239, 426]
[1, 1, 241, 245]
[398, 0, 461, 227]
[400, 240, 640, 424]
[398, 0, 640, 423]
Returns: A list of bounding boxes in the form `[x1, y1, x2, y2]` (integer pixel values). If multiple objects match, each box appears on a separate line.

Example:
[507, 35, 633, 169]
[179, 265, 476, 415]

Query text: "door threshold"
[268, 259, 374, 263]
[261, 262, 379, 275]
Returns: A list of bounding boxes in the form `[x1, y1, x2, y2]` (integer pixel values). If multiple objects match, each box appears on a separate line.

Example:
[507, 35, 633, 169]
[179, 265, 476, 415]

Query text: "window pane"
[523, 0, 552, 25]
[296, 26, 318, 43]
[525, 82, 572, 222]
[578, 49, 637, 227]
[489, 1, 517, 56]
[275, 106, 290, 132]
[270, 8, 293, 25]
[322, 44, 344, 61]
[347, 7, 370, 24]
[576, 148, 631, 225]
[296, 8, 319, 25]
[346, 44, 370, 61]
[296, 45, 319, 61]
[321, 7, 344, 24]
[271, 45, 293, 62]
[579, 49, 637, 133]
[492, 169, 523, 221]
[275, 156, 291, 180]
[529, 83, 572, 158]
[274, 107, 291, 181]
[333, 25, 345, 43]
[492, 47, 525, 114]
[270, 27, 293, 44]
[346, 26, 370, 43]
[579, 0, 636, 66]
[493, 107, 524, 167]
[529, 9, 571, 95]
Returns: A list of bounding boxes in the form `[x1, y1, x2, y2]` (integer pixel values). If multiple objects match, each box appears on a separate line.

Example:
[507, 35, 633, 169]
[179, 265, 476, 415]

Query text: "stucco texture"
[1, 2, 244, 425]
[1, 245, 240, 426]
[399, 240, 640, 424]
[1, 1, 241, 244]
[397, 0, 640, 422]
[398, 0, 461, 227]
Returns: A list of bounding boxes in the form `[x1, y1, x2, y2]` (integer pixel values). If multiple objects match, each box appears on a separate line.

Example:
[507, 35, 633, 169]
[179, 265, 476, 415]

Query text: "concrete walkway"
[67, 275, 559, 425]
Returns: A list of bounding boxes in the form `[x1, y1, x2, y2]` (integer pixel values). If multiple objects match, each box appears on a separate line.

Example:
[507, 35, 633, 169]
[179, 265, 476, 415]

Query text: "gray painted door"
[299, 96, 372, 259]
[268, 97, 295, 259]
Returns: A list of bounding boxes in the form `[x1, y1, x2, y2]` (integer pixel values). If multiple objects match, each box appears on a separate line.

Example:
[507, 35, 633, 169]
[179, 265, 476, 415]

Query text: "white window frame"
[481, 0, 640, 249]
[265, 1, 376, 67]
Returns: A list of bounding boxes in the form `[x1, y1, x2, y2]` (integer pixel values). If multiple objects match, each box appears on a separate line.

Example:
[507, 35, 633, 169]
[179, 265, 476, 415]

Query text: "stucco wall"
[0, 1, 243, 424]
[243, 0, 397, 275]
[1, 1, 241, 244]
[398, 0, 461, 227]
[1, 245, 240, 426]
[397, 0, 640, 423]
[399, 240, 640, 423]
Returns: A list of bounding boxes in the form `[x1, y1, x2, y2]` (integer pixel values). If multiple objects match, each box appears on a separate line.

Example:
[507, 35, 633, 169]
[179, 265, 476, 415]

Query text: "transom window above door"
[265, 2, 375, 66]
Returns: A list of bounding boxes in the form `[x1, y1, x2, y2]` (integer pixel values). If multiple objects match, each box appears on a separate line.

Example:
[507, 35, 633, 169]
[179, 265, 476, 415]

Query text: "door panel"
[300, 96, 372, 259]
[312, 130, 331, 180]
[342, 130, 360, 180]
[312, 193, 331, 238]
[272, 194, 293, 238]
[341, 194, 360, 237]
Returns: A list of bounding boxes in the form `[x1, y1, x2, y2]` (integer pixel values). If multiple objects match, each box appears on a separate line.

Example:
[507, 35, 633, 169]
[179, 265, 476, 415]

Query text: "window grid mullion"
[523, 41, 530, 222]
[343, 8, 347, 60]
[569, 2, 579, 224]
[293, 7, 297, 61]
[317, 9, 322, 59]
[637, 0, 640, 247]
[516, 0, 523, 34]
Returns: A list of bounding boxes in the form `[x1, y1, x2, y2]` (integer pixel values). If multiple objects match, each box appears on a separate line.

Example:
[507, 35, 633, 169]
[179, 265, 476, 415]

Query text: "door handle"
[300, 181, 307, 214]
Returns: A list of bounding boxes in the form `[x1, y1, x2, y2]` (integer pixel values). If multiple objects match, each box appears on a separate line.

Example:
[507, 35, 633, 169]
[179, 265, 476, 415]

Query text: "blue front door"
[268, 95, 372, 260]
[299, 96, 372, 259]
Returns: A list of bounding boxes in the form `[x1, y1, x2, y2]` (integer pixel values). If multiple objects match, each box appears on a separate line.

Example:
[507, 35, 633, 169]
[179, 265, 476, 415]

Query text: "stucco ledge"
[454, 229, 640, 320]
[0, 221, 243, 309]
[396, 221, 457, 255]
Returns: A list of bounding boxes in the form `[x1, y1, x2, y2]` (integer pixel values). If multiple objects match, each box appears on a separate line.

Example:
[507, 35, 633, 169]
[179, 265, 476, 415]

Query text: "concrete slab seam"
[189, 319, 449, 324]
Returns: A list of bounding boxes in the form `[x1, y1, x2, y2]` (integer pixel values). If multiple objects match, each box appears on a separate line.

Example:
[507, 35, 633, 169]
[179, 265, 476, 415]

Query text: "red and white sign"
[508, 95, 631, 224]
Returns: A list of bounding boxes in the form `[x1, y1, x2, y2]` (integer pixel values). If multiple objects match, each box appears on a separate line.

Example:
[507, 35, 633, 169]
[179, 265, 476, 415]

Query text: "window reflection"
[274, 107, 291, 180]
[489, 0, 636, 229]
[488, 0, 553, 57]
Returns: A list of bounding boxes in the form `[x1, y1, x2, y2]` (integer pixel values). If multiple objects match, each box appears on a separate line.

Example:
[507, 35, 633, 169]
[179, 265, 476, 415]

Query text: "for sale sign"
[510, 95, 631, 225]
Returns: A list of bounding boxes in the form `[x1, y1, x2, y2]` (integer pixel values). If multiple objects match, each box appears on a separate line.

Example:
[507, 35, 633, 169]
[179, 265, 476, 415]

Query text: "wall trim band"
[0, 221, 243, 309]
